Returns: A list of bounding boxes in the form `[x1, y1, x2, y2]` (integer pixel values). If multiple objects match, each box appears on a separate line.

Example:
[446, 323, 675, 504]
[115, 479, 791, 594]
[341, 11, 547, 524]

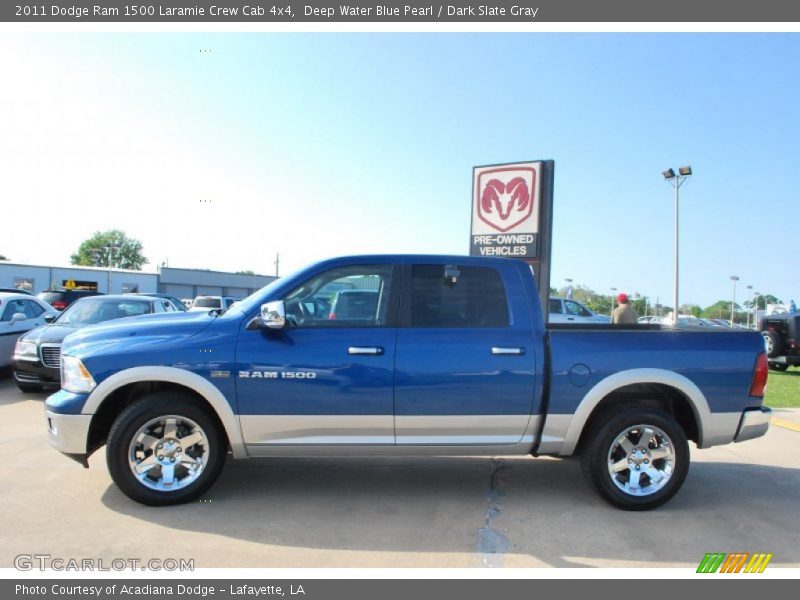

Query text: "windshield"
[56, 298, 151, 326]
[193, 297, 221, 309]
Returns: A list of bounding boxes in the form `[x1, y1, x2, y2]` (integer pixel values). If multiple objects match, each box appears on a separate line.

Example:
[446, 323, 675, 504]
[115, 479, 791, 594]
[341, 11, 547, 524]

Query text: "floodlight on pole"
[663, 165, 692, 323]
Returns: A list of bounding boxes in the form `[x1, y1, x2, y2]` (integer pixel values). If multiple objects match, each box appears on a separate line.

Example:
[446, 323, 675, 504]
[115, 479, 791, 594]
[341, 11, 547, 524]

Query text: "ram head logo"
[476, 168, 536, 232]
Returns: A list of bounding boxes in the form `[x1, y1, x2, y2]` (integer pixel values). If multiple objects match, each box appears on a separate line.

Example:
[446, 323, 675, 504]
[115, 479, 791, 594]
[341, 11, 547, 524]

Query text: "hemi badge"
[210, 370, 230, 378]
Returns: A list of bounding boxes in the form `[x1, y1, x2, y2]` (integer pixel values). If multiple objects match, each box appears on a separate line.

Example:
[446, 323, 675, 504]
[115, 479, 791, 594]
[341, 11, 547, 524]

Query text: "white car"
[549, 297, 611, 324]
[189, 296, 238, 312]
[0, 292, 59, 367]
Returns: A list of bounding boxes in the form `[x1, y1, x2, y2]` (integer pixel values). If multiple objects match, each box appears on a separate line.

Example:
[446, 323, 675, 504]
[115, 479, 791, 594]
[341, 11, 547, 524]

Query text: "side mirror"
[260, 300, 286, 329]
[10, 312, 27, 324]
[44, 314, 57, 323]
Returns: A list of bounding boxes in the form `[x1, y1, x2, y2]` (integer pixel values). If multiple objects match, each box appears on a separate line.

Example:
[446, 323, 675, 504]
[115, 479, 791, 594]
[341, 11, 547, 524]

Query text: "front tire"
[581, 406, 689, 511]
[106, 392, 226, 506]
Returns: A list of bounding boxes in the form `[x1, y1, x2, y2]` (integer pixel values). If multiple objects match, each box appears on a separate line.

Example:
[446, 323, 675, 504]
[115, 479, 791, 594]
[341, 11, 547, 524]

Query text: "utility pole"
[730, 275, 739, 325]
[274, 253, 280, 277]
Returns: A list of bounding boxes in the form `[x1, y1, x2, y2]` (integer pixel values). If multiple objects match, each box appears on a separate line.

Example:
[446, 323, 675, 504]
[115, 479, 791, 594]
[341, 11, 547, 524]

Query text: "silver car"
[549, 297, 611, 324]
[0, 293, 59, 367]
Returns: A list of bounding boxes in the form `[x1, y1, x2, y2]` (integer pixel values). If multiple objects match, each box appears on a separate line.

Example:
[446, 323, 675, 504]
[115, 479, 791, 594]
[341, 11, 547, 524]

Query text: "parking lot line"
[771, 418, 800, 433]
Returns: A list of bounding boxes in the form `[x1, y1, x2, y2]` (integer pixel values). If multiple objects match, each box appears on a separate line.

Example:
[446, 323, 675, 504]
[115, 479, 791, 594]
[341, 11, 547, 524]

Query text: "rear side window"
[409, 264, 508, 328]
[549, 299, 562, 314]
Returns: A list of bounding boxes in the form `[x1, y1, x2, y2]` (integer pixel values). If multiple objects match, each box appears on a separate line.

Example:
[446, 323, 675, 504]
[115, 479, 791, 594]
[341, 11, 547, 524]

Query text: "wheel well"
[575, 383, 699, 453]
[87, 381, 229, 454]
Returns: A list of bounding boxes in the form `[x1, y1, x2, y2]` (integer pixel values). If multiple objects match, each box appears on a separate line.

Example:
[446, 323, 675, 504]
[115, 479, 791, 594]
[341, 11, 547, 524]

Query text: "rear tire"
[106, 392, 226, 506]
[581, 406, 689, 511]
[769, 363, 789, 372]
[762, 331, 783, 358]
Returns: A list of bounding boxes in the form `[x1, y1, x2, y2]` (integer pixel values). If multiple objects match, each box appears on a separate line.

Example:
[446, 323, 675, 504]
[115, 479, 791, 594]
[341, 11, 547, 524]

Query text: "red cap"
[617, 293, 629, 304]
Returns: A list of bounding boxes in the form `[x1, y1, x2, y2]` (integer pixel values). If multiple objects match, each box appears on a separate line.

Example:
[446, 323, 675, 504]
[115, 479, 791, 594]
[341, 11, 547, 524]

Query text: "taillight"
[52, 301, 67, 310]
[750, 352, 768, 397]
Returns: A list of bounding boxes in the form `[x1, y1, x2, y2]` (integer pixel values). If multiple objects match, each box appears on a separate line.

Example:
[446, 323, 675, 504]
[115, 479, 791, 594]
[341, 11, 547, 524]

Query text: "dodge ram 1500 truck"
[44, 255, 771, 510]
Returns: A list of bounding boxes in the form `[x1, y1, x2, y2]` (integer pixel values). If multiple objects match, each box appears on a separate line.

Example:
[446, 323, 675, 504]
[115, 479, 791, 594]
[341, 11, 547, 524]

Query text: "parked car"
[37, 289, 103, 311]
[189, 296, 238, 312]
[0, 287, 32, 295]
[760, 312, 800, 371]
[125, 292, 187, 312]
[0, 293, 59, 368]
[549, 297, 611, 324]
[44, 255, 769, 510]
[637, 316, 660, 324]
[13, 295, 184, 392]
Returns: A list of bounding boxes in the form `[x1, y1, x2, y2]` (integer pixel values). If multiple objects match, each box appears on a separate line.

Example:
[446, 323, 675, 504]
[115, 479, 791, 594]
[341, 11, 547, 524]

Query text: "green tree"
[236, 270, 256, 276]
[747, 293, 781, 310]
[70, 230, 147, 270]
[680, 304, 702, 318]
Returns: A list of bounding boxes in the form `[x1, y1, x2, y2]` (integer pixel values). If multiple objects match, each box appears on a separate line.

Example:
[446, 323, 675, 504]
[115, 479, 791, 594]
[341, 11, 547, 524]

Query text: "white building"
[0, 261, 276, 299]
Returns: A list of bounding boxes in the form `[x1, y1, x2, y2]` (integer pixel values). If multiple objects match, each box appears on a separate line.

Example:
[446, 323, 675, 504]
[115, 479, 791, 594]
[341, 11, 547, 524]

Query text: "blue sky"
[1, 33, 798, 307]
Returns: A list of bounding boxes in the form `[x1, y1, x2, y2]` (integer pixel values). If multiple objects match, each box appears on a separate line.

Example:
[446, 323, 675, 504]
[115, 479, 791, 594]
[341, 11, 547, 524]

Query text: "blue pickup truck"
[44, 255, 771, 510]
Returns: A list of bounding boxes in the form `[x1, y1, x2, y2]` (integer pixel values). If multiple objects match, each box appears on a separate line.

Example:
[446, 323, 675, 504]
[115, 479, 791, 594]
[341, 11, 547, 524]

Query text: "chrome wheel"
[127, 415, 210, 492]
[607, 424, 675, 497]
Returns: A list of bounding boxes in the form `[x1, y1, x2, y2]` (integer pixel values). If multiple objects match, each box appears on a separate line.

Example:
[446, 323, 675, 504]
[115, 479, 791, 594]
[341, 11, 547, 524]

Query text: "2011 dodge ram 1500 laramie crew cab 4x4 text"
[44, 255, 771, 510]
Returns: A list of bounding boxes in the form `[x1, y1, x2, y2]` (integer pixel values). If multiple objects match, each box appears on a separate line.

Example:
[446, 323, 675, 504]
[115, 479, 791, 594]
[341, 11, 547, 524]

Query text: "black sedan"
[12, 295, 182, 392]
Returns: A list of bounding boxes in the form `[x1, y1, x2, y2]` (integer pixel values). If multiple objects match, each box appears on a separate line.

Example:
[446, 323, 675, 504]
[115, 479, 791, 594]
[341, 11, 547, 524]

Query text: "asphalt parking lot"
[1, 374, 798, 569]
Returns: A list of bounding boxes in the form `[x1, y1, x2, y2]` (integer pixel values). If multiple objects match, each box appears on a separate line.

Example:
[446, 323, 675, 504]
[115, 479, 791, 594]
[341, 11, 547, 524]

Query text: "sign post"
[470, 160, 554, 320]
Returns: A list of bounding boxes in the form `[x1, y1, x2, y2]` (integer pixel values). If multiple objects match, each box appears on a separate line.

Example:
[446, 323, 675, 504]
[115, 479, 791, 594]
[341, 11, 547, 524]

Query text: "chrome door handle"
[348, 346, 384, 356]
[491, 347, 525, 356]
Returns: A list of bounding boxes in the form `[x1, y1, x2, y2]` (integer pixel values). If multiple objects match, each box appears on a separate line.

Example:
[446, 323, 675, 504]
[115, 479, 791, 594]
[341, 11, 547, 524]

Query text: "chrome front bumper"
[45, 410, 91, 455]
[734, 406, 772, 443]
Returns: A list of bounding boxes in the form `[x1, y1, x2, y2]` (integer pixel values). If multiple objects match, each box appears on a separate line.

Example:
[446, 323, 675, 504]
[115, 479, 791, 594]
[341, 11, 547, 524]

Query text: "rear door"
[394, 261, 537, 445]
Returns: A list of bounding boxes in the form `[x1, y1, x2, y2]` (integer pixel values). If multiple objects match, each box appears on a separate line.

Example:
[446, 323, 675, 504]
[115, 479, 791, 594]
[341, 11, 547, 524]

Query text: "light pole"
[610, 287, 617, 315]
[565, 278, 573, 299]
[730, 275, 739, 325]
[746, 285, 753, 328]
[663, 166, 692, 324]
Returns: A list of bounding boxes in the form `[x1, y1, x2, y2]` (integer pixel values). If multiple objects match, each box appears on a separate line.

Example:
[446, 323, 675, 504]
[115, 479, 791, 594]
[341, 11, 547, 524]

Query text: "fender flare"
[558, 368, 711, 456]
[82, 366, 247, 459]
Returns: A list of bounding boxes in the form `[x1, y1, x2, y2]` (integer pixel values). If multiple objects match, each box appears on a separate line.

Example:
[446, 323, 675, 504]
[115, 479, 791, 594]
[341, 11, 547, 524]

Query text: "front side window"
[409, 264, 508, 328]
[565, 300, 591, 317]
[284, 265, 393, 327]
[1, 300, 27, 321]
[21, 300, 45, 318]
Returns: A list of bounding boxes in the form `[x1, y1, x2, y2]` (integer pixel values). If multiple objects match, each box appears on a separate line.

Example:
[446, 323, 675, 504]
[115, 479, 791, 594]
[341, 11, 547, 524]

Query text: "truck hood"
[61, 310, 218, 357]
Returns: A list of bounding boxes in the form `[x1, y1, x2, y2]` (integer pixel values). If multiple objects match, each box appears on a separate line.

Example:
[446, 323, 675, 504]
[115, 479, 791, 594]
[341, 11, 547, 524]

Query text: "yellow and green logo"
[697, 552, 773, 573]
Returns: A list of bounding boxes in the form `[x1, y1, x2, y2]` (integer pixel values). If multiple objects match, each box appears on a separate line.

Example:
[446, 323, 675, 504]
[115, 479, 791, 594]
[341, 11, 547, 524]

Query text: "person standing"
[612, 292, 638, 324]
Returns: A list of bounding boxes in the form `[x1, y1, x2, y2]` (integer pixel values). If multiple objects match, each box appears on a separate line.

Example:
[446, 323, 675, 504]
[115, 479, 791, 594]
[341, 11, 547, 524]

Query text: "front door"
[235, 263, 399, 446]
[394, 262, 537, 445]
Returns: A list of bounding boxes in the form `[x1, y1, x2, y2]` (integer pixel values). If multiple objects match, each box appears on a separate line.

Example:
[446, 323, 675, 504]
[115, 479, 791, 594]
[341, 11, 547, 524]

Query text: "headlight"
[61, 355, 96, 394]
[14, 339, 37, 357]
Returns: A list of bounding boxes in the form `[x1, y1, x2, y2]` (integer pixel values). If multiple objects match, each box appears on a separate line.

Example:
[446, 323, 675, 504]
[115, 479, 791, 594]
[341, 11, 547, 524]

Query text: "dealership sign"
[470, 160, 554, 318]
